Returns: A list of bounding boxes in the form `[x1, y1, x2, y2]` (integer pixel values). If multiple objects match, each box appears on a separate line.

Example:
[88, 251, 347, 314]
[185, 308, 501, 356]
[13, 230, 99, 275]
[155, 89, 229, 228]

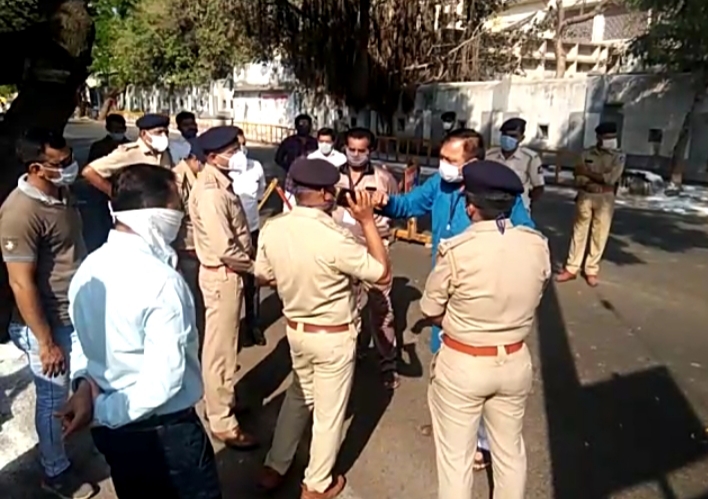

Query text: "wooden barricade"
[393, 160, 432, 245]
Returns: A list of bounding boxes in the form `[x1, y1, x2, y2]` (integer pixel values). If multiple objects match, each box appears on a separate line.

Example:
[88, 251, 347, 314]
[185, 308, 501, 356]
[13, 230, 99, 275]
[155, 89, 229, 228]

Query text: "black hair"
[295, 114, 312, 125]
[176, 111, 196, 125]
[465, 191, 515, 220]
[317, 127, 335, 140]
[345, 127, 376, 149]
[111, 164, 177, 211]
[105, 114, 126, 127]
[443, 128, 485, 161]
[16, 128, 67, 168]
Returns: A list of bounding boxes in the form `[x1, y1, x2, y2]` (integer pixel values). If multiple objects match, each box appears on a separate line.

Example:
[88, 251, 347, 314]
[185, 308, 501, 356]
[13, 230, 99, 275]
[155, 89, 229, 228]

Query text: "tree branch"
[560, 0, 614, 29]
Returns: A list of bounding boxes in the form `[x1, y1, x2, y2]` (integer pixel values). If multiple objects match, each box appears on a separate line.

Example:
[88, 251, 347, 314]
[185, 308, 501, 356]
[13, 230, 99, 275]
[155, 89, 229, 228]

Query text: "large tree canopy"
[628, 0, 708, 185]
[238, 0, 539, 118]
[97, 0, 254, 90]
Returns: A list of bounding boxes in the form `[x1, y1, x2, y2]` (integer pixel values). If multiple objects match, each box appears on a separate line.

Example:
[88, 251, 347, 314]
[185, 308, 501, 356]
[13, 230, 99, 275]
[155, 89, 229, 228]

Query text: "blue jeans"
[9, 322, 77, 477]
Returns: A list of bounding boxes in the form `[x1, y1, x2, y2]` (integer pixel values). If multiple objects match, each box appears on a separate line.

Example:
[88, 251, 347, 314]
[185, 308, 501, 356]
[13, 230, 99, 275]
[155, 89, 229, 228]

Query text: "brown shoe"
[301, 475, 346, 499]
[212, 427, 259, 450]
[256, 465, 285, 493]
[585, 274, 599, 287]
[555, 269, 577, 283]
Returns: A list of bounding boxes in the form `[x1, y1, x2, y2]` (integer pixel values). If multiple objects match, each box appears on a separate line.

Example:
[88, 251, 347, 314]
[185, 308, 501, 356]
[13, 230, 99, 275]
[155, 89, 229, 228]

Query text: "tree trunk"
[670, 78, 708, 186]
[554, 6, 567, 78]
[97, 87, 124, 121]
[0, 0, 94, 340]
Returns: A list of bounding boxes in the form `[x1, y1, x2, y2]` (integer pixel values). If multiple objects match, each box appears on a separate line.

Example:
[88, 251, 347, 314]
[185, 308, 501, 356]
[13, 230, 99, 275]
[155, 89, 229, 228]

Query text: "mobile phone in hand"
[336, 188, 357, 207]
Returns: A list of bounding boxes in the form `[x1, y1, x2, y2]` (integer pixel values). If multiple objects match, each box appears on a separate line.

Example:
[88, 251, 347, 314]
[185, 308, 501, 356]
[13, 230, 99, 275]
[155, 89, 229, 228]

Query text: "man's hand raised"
[346, 191, 375, 223]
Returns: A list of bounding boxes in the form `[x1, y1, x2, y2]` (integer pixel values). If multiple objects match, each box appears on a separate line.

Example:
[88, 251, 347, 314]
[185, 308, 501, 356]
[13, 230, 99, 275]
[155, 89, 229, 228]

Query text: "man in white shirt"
[170, 111, 199, 163]
[284, 128, 345, 213]
[59, 164, 221, 499]
[230, 128, 267, 346]
[308, 127, 347, 167]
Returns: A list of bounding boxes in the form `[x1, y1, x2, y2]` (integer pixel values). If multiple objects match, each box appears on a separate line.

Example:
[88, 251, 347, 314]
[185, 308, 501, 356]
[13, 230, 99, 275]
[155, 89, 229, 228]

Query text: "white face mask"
[602, 138, 619, 150]
[44, 161, 79, 186]
[439, 160, 463, 183]
[318, 142, 333, 155]
[442, 122, 454, 131]
[110, 207, 184, 267]
[241, 146, 248, 157]
[109, 132, 125, 141]
[225, 150, 248, 172]
[148, 134, 169, 153]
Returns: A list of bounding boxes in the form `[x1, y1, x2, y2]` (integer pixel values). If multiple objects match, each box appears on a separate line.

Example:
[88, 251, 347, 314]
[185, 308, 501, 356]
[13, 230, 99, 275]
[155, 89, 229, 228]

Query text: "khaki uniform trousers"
[428, 344, 533, 499]
[199, 266, 244, 434]
[265, 324, 357, 493]
[566, 192, 616, 276]
[177, 254, 205, 354]
[355, 279, 396, 372]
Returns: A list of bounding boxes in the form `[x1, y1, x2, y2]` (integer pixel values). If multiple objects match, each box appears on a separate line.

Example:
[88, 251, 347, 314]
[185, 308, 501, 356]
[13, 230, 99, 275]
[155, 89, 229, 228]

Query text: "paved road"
[2, 121, 708, 498]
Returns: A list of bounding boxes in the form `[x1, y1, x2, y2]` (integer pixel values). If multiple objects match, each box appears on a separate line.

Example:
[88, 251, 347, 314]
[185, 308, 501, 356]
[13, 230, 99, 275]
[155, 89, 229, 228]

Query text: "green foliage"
[628, 0, 708, 73]
[0, 85, 16, 98]
[94, 0, 253, 89]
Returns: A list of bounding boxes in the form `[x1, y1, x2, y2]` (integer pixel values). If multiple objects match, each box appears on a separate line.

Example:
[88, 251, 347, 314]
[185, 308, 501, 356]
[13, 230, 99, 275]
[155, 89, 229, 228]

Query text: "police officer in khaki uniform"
[556, 122, 625, 287]
[421, 160, 550, 499]
[255, 159, 391, 499]
[189, 126, 257, 449]
[332, 127, 399, 388]
[82, 113, 174, 197]
[486, 118, 544, 213]
[173, 139, 206, 349]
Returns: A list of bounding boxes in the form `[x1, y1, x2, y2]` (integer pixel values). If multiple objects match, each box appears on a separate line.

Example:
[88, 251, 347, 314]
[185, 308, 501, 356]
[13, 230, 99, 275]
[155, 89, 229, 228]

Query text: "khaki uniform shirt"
[0, 178, 87, 328]
[189, 163, 253, 272]
[173, 160, 198, 252]
[332, 163, 399, 241]
[420, 220, 550, 347]
[486, 147, 544, 210]
[88, 138, 174, 178]
[574, 147, 626, 193]
[87, 135, 130, 163]
[255, 207, 385, 325]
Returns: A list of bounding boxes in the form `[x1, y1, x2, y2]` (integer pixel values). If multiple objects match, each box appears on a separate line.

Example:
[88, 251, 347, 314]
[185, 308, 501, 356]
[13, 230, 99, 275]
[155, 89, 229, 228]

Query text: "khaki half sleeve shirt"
[420, 220, 551, 347]
[486, 147, 544, 209]
[172, 160, 198, 251]
[256, 207, 384, 325]
[87, 138, 174, 178]
[189, 164, 253, 272]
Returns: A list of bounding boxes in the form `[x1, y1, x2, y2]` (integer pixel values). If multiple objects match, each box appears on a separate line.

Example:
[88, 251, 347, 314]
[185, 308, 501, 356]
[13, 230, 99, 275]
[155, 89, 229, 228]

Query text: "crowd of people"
[0, 109, 625, 499]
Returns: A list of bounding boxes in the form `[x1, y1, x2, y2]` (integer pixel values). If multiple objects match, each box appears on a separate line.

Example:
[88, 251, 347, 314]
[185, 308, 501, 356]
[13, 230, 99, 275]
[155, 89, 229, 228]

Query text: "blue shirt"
[380, 172, 534, 260]
[68, 230, 203, 429]
[379, 173, 535, 352]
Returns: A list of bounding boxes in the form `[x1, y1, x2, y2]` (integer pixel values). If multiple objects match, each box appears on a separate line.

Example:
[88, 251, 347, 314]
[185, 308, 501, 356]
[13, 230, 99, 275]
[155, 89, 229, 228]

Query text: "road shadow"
[537, 281, 708, 499]
[0, 430, 109, 499]
[390, 276, 424, 379]
[0, 366, 31, 433]
[535, 190, 708, 269]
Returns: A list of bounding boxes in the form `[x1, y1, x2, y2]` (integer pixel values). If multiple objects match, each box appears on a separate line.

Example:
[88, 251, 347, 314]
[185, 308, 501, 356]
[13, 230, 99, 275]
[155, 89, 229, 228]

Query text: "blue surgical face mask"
[500, 134, 518, 152]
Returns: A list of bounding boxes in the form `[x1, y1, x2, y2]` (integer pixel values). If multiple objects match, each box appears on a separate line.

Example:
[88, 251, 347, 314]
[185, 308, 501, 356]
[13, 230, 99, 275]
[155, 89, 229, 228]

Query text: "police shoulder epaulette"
[263, 212, 289, 228]
[119, 142, 140, 151]
[520, 147, 539, 160]
[438, 230, 477, 256]
[486, 146, 501, 156]
[514, 225, 547, 241]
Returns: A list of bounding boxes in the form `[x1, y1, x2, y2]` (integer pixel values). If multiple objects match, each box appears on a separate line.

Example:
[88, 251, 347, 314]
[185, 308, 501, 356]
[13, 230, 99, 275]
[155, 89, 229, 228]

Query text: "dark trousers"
[91, 409, 222, 499]
[244, 229, 260, 329]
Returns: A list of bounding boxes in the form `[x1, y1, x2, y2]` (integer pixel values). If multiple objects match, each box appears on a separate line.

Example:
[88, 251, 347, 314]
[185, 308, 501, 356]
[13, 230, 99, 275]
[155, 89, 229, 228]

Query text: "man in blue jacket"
[376, 128, 535, 469]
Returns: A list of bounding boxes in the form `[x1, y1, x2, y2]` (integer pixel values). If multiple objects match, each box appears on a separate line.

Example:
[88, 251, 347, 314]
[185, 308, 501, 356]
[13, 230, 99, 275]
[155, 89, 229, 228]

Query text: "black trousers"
[244, 229, 261, 329]
[92, 409, 222, 499]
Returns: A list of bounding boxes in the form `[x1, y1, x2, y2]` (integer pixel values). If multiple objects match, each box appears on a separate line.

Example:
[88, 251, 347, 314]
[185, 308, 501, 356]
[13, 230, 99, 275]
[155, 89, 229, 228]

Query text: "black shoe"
[248, 326, 266, 346]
